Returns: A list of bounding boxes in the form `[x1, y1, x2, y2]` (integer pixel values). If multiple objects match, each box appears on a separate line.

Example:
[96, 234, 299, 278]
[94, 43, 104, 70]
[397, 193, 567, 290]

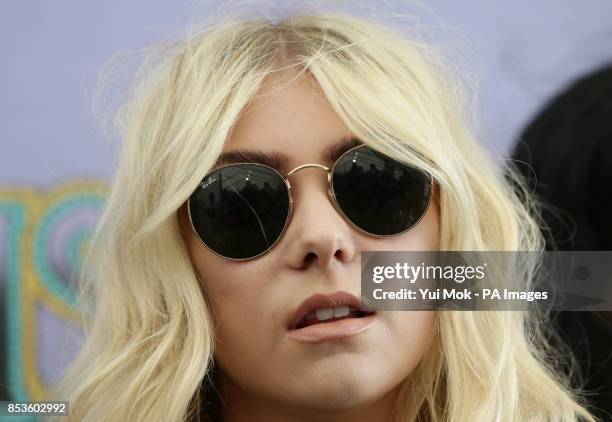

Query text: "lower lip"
[287, 314, 377, 343]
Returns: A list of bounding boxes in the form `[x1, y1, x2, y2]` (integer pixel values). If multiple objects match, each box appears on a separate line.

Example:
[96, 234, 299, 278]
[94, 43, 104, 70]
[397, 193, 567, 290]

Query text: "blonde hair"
[53, 10, 595, 422]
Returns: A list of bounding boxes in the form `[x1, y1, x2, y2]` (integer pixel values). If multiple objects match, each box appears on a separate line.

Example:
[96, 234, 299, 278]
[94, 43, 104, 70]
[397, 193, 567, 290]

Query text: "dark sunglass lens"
[332, 146, 432, 236]
[189, 164, 290, 259]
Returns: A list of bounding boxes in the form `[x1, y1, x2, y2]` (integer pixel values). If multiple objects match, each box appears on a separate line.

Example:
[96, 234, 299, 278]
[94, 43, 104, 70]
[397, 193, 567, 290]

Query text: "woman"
[54, 11, 596, 421]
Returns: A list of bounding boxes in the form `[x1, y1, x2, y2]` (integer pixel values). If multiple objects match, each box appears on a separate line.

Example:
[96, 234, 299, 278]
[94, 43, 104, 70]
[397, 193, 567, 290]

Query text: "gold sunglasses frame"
[187, 144, 433, 261]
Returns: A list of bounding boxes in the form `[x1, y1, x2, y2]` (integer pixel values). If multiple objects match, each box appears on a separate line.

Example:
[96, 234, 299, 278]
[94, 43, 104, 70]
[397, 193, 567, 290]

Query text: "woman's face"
[179, 71, 439, 418]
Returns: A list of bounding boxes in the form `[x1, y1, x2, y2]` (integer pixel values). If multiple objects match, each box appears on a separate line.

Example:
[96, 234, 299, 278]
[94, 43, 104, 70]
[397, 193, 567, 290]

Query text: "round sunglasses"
[187, 144, 433, 261]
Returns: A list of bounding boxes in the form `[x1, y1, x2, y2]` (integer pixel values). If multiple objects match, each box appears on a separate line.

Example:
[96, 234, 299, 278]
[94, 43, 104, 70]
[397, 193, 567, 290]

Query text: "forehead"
[223, 71, 352, 172]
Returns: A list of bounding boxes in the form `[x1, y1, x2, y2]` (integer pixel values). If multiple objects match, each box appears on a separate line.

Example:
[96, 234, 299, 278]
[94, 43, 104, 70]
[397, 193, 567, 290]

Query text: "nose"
[280, 166, 358, 270]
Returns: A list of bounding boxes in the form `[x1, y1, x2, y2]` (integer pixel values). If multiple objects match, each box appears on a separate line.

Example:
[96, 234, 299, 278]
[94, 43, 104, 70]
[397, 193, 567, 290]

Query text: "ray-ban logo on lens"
[200, 177, 217, 189]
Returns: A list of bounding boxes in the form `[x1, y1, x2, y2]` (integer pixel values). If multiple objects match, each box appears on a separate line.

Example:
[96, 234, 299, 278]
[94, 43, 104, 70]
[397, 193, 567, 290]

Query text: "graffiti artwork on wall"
[0, 181, 107, 418]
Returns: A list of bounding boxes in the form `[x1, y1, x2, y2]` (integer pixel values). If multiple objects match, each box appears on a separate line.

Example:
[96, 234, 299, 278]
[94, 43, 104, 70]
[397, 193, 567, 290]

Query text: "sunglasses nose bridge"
[284, 163, 331, 192]
[284, 161, 337, 206]
[285, 163, 330, 178]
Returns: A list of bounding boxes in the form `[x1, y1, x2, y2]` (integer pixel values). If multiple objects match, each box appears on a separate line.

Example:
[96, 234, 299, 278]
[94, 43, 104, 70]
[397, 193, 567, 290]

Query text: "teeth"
[333, 305, 350, 318]
[315, 308, 334, 321]
[304, 312, 317, 321]
[313, 305, 351, 321]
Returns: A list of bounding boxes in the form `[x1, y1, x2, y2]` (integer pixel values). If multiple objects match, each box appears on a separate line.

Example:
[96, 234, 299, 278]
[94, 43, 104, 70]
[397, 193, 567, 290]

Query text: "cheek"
[372, 311, 436, 383]
[192, 256, 282, 369]
[386, 311, 436, 365]
[367, 205, 439, 376]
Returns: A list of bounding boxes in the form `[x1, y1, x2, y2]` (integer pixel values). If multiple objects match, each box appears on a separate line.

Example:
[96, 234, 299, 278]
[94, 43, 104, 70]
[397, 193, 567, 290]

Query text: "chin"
[274, 364, 395, 411]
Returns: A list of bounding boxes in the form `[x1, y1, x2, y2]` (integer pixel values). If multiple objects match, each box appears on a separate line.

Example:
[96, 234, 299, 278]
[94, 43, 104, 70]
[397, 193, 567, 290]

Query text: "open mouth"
[286, 291, 378, 339]
[293, 306, 376, 330]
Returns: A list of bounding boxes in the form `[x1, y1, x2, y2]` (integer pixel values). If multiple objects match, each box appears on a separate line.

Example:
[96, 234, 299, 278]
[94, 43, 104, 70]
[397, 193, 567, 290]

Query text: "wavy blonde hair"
[53, 10, 595, 422]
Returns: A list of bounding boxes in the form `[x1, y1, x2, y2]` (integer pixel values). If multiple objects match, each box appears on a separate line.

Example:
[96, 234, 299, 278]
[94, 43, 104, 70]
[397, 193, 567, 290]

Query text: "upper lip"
[287, 291, 372, 330]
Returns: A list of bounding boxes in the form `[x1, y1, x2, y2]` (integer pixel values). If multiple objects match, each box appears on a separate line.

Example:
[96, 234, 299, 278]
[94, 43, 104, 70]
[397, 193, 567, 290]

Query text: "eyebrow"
[215, 137, 364, 174]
